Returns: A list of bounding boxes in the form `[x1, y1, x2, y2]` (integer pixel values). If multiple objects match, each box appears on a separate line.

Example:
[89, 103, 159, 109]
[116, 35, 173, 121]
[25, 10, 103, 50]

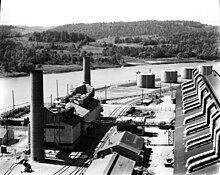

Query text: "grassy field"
[41, 64, 83, 73]
[144, 57, 206, 64]
[81, 45, 103, 54]
[41, 63, 121, 74]
[0, 71, 28, 78]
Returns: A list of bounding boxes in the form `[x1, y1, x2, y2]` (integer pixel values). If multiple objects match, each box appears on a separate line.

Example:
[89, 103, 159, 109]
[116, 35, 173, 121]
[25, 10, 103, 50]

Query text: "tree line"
[51, 20, 216, 39]
[103, 31, 219, 60]
[0, 39, 106, 73]
[28, 30, 96, 43]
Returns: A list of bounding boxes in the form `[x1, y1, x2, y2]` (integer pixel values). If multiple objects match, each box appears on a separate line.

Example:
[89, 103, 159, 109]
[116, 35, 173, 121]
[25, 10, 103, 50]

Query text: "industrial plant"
[1, 59, 220, 175]
[174, 65, 220, 175]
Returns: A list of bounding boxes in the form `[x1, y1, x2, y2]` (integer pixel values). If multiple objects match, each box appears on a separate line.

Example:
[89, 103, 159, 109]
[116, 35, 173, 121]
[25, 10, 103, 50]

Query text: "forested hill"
[51, 20, 217, 39]
[0, 25, 48, 37]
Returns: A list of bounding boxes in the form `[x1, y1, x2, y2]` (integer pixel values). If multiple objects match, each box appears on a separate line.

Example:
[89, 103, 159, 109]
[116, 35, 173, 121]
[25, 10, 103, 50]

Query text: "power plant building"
[174, 68, 220, 174]
[44, 83, 102, 149]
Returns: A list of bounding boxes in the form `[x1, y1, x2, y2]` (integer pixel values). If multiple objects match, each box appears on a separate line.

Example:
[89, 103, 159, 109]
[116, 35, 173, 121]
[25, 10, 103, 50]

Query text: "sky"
[0, 0, 219, 27]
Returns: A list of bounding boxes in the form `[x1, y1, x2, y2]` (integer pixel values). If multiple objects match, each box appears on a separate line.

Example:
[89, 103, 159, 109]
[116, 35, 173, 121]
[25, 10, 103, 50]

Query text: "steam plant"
[181, 67, 194, 79]
[198, 65, 213, 76]
[136, 72, 155, 88]
[174, 68, 220, 174]
[161, 70, 178, 83]
[29, 55, 101, 157]
[44, 84, 102, 149]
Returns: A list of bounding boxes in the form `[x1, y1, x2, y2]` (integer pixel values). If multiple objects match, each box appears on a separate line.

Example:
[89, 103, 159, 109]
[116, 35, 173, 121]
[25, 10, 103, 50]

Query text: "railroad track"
[52, 152, 82, 175]
[52, 95, 146, 175]
[4, 163, 18, 175]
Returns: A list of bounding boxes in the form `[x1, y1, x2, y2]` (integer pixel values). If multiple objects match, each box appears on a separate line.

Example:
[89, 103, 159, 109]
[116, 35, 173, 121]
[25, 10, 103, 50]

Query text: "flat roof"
[84, 152, 135, 175]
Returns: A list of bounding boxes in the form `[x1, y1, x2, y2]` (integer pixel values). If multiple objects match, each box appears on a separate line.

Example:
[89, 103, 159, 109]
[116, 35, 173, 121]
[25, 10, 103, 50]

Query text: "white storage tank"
[137, 73, 155, 88]
[198, 65, 213, 76]
[181, 67, 195, 79]
[161, 70, 178, 83]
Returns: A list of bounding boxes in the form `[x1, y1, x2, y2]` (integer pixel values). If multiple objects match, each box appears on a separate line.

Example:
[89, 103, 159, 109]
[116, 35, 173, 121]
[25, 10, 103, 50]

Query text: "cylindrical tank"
[198, 65, 213, 76]
[30, 70, 45, 162]
[137, 73, 155, 88]
[161, 70, 178, 83]
[181, 67, 195, 79]
[83, 56, 91, 85]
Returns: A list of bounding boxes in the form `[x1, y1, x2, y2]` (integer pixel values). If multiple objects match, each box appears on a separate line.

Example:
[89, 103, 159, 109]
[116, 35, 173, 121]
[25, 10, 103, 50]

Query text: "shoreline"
[0, 59, 217, 78]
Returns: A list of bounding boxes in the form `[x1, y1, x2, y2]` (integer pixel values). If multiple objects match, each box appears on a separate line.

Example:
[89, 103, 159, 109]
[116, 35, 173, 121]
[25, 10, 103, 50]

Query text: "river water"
[0, 61, 220, 112]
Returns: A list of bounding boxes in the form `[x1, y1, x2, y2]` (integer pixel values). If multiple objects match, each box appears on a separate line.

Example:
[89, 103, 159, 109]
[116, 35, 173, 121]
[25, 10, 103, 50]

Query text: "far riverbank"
[0, 57, 214, 78]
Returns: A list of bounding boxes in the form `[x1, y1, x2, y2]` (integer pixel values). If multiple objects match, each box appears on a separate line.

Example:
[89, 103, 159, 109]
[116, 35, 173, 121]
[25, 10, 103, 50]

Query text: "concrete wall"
[83, 104, 102, 132]
[45, 122, 81, 147]
[72, 122, 81, 144]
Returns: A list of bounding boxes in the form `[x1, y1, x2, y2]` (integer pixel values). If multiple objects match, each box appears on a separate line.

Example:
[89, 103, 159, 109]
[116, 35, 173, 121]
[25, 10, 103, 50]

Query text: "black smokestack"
[82, 53, 91, 85]
[30, 70, 45, 162]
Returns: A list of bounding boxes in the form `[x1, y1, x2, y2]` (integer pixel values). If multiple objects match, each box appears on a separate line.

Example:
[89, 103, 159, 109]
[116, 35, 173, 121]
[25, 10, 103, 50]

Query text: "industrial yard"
[1, 59, 220, 175]
[0, 78, 177, 175]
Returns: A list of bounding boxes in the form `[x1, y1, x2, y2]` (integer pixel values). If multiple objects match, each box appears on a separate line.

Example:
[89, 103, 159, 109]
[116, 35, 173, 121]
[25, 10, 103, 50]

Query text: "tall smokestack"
[30, 70, 45, 162]
[83, 56, 91, 85]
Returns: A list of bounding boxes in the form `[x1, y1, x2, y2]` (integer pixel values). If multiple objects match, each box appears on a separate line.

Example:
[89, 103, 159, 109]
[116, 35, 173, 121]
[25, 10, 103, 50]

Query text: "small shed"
[97, 131, 144, 162]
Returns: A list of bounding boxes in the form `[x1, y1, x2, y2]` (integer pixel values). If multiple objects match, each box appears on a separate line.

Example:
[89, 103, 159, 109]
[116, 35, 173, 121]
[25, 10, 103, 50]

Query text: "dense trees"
[51, 20, 217, 39]
[28, 30, 95, 43]
[0, 20, 219, 74]
[104, 31, 219, 60]
[0, 39, 78, 73]
[0, 39, 35, 72]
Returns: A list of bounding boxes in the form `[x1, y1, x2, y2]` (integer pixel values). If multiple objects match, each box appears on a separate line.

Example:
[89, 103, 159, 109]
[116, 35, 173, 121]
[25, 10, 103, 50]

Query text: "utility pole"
[71, 84, 73, 92]
[50, 94, 53, 105]
[105, 85, 107, 100]
[160, 82, 162, 97]
[67, 84, 69, 95]
[56, 80, 59, 100]
[12, 90, 15, 111]
[169, 72, 172, 97]
[142, 89, 144, 103]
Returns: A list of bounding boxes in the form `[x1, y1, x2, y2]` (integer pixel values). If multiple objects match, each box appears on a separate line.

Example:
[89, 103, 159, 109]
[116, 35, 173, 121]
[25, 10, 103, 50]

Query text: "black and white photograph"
[0, 0, 220, 174]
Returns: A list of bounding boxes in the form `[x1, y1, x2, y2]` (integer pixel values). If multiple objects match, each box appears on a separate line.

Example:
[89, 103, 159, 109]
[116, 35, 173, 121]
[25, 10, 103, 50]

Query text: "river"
[0, 61, 220, 113]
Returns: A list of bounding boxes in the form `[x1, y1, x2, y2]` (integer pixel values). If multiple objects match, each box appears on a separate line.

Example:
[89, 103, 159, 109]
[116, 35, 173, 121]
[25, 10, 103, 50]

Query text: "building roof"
[84, 152, 135, 175]
[62, 114, 81, 126]
[99, 131, 144, 155]
[174, 83, 220, 175]
[69, 102, 89, 118]
[0, 128, 7, 138]
[206, 71, 220, 105]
